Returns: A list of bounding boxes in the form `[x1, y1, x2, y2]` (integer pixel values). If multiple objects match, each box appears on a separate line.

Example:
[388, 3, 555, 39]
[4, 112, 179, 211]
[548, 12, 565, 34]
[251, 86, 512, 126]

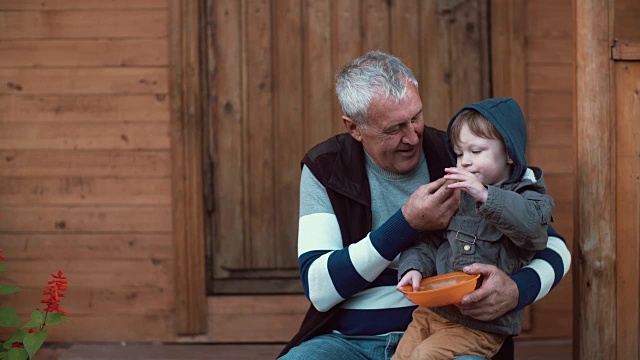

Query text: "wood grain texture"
[0, 0, 167, 10]
[615, 61, 640, 360]
[273, 0, 303, 269]
[209, 0, 247, 272]
[0, 39, 168, 67]
[168, 0, 207, 335]
[0, 10, 167, 39]
[0, 150, 170, 177]
[0, 68, 168, 95]
[0, 123, 170, 150]
[574, 0, 616, 358]
[0, 177, 171, 205]
[0, 95, 169, 123]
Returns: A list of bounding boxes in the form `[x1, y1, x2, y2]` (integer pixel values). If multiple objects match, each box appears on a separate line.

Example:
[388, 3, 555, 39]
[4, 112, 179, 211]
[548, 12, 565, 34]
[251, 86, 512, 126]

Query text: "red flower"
[0, 249, 4, 261]
[12, 342, 24, 348]
[41, 270, 69, 316]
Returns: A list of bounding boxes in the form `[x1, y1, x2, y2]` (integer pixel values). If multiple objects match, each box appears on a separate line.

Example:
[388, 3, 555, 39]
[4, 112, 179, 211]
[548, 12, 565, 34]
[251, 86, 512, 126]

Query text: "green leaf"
[0, 264, 7, 272]
[6, 348, 27, 360]
[44, 313, 68, 327]
[0, 286, 21, 296]
[21, 311, 44, 329]
[0, 308, 21, 327]
[23, 331, 46, 360]
[2, 330, 27, 350]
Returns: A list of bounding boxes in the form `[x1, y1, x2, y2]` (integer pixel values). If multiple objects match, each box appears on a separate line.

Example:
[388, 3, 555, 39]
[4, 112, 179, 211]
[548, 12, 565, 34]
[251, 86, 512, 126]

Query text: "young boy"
[392, 98, 554, 360]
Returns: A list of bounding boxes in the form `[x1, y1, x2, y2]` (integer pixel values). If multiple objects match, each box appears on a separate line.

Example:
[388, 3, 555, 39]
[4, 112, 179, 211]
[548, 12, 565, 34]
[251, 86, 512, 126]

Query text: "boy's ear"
[343, 116, 363, 142]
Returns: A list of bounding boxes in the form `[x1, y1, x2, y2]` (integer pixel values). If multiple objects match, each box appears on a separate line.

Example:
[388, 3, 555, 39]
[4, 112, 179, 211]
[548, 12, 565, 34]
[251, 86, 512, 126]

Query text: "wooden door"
[204, 0, 490, 296]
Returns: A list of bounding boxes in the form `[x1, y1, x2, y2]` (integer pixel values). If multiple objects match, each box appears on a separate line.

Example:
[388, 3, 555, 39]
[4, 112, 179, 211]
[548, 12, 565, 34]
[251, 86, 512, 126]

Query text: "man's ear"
[342, 116, 363, 142]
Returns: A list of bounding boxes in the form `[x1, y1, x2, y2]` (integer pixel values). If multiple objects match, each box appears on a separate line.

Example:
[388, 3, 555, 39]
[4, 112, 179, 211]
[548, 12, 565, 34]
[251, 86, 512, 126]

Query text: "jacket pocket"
[446, 215, 504, 270]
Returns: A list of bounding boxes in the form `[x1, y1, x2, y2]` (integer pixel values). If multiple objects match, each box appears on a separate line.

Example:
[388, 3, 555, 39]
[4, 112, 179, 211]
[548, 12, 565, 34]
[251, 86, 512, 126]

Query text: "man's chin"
[395, 156, 421, 174]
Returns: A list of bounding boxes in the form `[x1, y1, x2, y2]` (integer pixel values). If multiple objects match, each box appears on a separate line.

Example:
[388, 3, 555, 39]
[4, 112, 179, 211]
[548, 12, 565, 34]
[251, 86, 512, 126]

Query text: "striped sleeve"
[298, 166, 418, 312]
[511, 226, 571, 310]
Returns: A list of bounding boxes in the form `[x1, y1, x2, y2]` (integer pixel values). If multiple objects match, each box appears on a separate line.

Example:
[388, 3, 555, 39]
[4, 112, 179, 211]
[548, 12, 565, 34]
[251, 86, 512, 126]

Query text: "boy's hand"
[397, 270, 423, 292]
[443, 167, 488, 203]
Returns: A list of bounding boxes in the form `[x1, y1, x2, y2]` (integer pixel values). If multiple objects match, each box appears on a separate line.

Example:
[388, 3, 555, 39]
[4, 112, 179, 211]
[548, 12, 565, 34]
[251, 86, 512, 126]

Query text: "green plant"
[0, 249, 69, 360]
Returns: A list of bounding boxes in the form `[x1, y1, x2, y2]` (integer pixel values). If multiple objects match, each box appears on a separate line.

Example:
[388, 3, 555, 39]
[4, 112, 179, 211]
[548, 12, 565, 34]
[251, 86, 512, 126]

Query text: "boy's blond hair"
[448, 109, 505, 149]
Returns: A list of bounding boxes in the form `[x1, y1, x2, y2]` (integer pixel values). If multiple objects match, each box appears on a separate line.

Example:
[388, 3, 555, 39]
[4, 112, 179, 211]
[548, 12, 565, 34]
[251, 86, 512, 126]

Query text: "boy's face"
[453, 123, 513, 186]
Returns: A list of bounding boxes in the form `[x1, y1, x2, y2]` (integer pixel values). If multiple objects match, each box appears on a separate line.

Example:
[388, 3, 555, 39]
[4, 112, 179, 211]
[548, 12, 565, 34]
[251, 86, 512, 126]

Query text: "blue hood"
[446, 97, 527, 184]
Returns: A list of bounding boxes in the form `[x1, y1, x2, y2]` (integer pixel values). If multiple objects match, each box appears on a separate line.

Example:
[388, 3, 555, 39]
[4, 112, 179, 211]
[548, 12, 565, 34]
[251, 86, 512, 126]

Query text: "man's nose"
[402, 126, 419, 145]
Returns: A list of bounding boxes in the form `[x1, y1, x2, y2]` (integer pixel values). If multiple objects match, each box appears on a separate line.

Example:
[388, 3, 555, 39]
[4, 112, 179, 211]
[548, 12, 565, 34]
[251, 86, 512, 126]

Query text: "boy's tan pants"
[392, 307, 506, 360]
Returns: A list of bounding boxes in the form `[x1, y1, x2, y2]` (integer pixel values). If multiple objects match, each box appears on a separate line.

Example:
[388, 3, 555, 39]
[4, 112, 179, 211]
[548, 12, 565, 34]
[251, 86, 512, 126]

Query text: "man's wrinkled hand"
[402, 178, 460, 232]
[457, 263, 519, 321]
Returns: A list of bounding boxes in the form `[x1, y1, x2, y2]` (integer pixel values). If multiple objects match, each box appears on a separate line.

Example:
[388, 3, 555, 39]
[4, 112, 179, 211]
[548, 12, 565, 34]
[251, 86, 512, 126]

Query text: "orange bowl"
[401, 272, 480, 307]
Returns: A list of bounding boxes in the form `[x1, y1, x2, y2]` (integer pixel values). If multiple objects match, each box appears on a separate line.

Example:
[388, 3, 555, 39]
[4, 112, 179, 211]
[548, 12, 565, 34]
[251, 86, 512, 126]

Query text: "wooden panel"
[527, 147, 574, 174]
[528, 92, 573, 119]
[209, 295, 307, 342]
[245, 0, 276, 269]
[527, 65, 573, 91]
[420, 1, 451, 130]
[0, 205, 171, 232]
[0, 39, 168, 67]
[303, 0, 334, 150]
[0, 177, 171, 205]
[615, 62, 640, 359]
[0, 123, 170, 150]
[273, 0, 303, 269]
[332, 0, 361, 134]
[0, 68, 168, 95]
[0, 0, 168, 10]
[361, 0, 389, 53]
[614, 0, 640, 42]
[390, 0, 420, 81]
[526, 0, 573, 38]
[544, 173, 574, 202]
[1, 259, 171, 288]
[612, 40, 640, 61]
[3, 286, 173, 315]
[210, 0, 246, 271]
[574, 0, 616, 357]
[526, 38, 573, 64]
[1, 233, 173, 259]
[448, 0, 489, 116]
[0, 10, 167, 39]
[169, 0, 207, 335]
[527, 120, 572, 147]
[492, 0, 526, 108]
[2, 315, 174, 342]
[0, 151, 170, 177]
[0, 95, 169, 123]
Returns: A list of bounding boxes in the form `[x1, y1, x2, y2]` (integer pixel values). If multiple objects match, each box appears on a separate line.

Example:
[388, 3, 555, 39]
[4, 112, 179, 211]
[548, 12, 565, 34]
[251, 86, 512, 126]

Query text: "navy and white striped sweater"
[298, 160, 571, 336]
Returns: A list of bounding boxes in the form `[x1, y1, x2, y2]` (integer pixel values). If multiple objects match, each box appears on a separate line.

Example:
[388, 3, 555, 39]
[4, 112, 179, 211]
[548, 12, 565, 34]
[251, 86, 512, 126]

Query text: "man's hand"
[401, 178, 460, 232]
[443, 167, 488, 203]
[457, 263, 519, 321]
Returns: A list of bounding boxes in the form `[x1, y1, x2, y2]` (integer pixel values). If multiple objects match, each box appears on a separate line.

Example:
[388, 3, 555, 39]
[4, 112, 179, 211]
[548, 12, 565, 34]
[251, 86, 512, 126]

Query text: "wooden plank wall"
[209, 0, 490, 285]
[520, 0, 575, 338]
[0, 0, 175, 341]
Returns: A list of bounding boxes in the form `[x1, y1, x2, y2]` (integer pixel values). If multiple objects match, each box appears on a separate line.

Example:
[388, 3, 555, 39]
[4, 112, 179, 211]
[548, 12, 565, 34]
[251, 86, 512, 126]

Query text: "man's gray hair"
[336, 50, 418, 127]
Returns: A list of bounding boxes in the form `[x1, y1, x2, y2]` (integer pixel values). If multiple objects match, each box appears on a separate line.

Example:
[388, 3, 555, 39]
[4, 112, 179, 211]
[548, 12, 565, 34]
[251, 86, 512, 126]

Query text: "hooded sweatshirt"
[446, 97, 528, 184]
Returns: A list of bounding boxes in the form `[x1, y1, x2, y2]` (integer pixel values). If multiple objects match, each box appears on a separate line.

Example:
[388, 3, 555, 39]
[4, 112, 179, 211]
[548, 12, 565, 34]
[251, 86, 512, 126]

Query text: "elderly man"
[279, 51, 571, 360]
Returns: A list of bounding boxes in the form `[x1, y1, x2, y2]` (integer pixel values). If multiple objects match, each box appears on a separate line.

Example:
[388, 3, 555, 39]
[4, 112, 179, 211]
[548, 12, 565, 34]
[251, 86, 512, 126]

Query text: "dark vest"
[278, 127, 513, 359]
[278, 127, 447, 355]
